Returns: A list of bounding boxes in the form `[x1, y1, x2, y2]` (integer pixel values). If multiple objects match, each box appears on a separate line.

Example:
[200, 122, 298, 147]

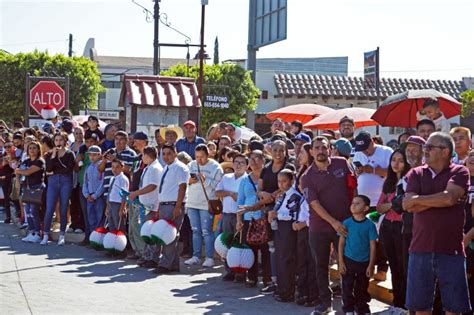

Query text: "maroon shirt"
[300, 157, 353, 233]
[405, 163, 470, 256]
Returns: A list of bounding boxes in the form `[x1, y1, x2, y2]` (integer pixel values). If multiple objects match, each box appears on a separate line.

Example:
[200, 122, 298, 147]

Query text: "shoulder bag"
[21, 164, 44, 205]
[197, 163, 223, 215]
[245, 175, 271, 245]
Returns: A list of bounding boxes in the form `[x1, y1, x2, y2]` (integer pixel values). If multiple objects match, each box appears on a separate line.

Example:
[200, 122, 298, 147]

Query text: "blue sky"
[1, 0, 473, 80]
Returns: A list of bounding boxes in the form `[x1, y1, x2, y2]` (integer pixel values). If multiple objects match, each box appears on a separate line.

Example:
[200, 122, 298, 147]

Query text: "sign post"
[25, 74, 69, 127]
[247, 0, 287, 129]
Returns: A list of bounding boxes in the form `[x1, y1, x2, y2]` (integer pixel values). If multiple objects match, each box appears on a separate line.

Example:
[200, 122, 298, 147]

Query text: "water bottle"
[271, 219, 278, 231]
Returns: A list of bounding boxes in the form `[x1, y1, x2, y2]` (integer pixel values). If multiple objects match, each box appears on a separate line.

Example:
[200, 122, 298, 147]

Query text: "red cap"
[183, 120, 196, 128]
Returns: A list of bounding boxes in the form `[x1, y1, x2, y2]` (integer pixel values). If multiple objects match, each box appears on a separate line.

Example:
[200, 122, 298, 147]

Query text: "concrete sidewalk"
[0, 219, 390, 315]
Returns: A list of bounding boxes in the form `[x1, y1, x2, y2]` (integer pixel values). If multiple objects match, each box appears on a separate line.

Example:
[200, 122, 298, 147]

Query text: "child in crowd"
[416, 98, 450, 133]
[84, 115, 104, 142]
[292, 196, 318, 307]
[268, 169, 303, 302]
[338, 195, 377, 315]
[82, 145, 105, 233]
[105, 159, 129, 233]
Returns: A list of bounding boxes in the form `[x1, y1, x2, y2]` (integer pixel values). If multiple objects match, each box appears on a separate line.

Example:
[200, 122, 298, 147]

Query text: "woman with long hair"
[41, 132, 75, 246]
[376, 149, 411, 308]
[15, 141, 45, 243]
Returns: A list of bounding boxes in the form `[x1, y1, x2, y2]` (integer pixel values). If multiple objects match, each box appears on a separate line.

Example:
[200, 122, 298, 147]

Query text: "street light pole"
[153, 0, 161, 75]
[198, 1, 207, 100]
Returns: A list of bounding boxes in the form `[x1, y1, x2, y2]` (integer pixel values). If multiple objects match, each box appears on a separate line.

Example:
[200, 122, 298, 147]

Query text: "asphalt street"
[0, 214, 390, 315]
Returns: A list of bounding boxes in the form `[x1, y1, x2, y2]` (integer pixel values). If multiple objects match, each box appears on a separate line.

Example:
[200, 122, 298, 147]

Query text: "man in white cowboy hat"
[158, 125, 183, 166]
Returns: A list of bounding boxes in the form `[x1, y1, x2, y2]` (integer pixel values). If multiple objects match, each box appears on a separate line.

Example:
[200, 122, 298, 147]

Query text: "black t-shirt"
[21, 158, 45, 186]
[84, 128, 104, 141]
[260, 160, 295, 207]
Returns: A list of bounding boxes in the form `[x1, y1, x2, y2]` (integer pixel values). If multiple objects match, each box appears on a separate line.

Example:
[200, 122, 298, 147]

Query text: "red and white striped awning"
[119, 75, 201, 108]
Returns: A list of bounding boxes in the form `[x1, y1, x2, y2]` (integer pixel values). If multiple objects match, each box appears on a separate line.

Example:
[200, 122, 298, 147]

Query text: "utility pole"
[198, 1, 207, 100]
[153, 0, 161, 75]
[68, 34, 73, 57]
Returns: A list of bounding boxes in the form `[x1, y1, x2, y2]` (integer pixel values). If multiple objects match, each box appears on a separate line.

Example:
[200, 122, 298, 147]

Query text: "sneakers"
[260, 282, 277, 294]
[66, 227, 74, 233]
[74, 228, 84, 234]
[3, 218, 11, 224]
[184, 256, 201, 266]
[311, 303, 333, 315]
[30, 234, 42, 243]
[202, 257, 214, 268]
[40, 235, 49, 246]
[57, 235, 65, 246]
[22, 233, 34, 242]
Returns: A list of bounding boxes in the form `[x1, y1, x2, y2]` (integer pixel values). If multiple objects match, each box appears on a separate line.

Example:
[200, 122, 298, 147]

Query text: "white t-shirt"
[353, 144, 393, 207]
[108, 173, 129, 203]
[158, 159, 190, 203]
[216, 173, 247, 214]
[139, 159, 163, 211]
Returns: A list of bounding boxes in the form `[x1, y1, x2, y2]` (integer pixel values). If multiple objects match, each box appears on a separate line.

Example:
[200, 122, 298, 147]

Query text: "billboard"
[253, 0, 287, 49]
[364, 50, 377, 89]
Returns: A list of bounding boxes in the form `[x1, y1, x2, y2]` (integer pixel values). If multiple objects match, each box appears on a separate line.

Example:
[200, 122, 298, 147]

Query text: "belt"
[160, 201, 185, 206]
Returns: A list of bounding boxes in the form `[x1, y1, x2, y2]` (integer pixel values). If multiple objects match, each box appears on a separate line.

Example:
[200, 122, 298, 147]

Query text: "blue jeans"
[406, 252, 471, 313]
[188, 208, 214, 259]
[79, 189, 90, 236]
[43, 174, 73, 233]
[86, 195, 105, 232]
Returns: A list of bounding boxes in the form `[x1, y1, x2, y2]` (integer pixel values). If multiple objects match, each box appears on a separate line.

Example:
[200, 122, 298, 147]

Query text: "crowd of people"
[1, 98, 473, 315]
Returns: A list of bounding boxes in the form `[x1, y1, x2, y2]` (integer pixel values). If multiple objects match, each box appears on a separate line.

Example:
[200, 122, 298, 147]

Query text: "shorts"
[406, 252, 471, 313]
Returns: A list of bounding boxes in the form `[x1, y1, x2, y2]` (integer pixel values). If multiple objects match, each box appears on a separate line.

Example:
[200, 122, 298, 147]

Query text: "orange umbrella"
[266, 103, 334, 124]
[304, 107, 378, 130]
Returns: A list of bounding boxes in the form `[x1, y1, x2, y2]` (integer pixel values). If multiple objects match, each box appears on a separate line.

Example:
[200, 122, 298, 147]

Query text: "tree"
[161, 63, 259, 134]
[461, 89, 474, 118]
[0, 50, 104, 124]
[213, 36, 219, 65]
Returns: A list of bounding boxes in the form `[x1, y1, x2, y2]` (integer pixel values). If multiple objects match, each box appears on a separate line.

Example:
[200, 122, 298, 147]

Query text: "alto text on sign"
[29, 81, 66, 115]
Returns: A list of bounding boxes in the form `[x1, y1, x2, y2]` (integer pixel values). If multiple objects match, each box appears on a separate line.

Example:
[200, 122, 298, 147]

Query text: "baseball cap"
[321, 130, 336, 139]
[339, 116, 355, 125]
[87, 145, 102, 154]
[183, 120, 196, 128]
[332, 138, 353, 158]
[354, 131, 372, 152]
[42, 121, 54, 133]
[405, 136, 426, 148]
[293, 133, 311, 144]
[134, 131, 148, 141]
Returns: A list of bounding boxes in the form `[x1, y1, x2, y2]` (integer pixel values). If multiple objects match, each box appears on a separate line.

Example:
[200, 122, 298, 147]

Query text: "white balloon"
[140, 219, 155, 244]
[150, 219, 177, 246]
[226, 246, 255, 273]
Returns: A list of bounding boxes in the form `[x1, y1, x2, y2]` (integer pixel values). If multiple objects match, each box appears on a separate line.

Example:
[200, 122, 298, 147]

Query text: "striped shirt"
[103, 146, 136, 196]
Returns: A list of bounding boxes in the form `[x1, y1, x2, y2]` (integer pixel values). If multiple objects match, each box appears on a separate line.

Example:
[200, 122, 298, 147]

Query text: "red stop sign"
[29, 81, 66, 115]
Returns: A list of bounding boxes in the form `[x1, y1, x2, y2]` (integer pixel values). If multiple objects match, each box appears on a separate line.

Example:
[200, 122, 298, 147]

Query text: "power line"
[1, 39, 69, 47]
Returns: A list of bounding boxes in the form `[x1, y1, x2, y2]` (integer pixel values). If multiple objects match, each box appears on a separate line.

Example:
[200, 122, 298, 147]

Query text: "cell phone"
[190, 173, 197, 179]
[353, 161, 363, 168]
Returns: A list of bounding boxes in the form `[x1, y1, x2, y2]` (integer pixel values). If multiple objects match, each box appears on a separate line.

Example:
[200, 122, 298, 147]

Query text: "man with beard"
[300, 136, 355, 314]
[339, 116, 356, 147]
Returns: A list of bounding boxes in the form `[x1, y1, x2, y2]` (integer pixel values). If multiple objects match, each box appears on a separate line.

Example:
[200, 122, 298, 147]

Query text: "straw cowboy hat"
[220, 161, 234, 173]
[159, 125, 183, 140]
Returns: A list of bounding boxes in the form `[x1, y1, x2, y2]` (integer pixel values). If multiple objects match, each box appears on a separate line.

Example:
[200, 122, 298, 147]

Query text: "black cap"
[339, 116, 355, 125]
[354, 131, 372, 152]
[134, 131, 148, 141]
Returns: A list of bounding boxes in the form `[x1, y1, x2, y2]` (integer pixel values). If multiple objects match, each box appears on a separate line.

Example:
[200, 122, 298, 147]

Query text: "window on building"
[389, 127, 406, 135]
